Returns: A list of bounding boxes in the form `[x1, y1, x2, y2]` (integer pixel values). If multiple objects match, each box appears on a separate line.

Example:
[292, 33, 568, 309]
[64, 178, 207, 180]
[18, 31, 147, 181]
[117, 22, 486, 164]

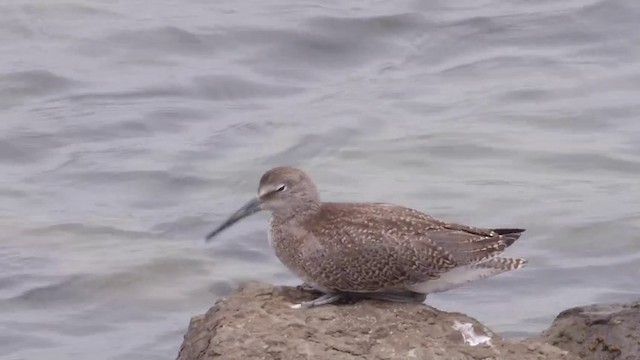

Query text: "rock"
[537, 301, 640, 360]
[176, 282, 576, 360]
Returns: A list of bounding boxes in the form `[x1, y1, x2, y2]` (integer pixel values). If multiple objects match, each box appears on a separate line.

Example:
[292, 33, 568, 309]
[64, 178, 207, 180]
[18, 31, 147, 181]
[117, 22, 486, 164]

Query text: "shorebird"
[205, 166, 527, 309]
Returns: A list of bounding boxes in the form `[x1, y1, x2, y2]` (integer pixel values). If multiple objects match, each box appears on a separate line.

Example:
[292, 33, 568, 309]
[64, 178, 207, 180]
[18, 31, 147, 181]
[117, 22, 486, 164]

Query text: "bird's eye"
[276, 184, 287, 192]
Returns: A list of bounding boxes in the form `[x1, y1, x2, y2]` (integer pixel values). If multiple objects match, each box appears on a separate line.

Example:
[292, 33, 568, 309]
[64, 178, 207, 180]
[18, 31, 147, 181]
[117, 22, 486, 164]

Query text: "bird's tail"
[406, 256, 527, 294]
[476, 256, 527, 270]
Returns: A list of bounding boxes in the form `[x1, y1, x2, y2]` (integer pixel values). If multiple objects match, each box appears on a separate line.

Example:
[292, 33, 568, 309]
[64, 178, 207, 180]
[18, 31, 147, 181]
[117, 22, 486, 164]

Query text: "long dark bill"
[205, 198, 262, 242]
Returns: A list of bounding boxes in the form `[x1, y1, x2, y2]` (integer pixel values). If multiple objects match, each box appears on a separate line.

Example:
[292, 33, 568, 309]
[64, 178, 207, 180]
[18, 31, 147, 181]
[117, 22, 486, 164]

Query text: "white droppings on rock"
[452, 320, 492, 347]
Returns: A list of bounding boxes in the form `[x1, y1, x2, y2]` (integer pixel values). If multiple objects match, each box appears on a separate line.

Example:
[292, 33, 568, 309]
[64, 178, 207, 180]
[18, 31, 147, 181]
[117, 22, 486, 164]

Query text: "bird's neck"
[271, 200, 321, 225]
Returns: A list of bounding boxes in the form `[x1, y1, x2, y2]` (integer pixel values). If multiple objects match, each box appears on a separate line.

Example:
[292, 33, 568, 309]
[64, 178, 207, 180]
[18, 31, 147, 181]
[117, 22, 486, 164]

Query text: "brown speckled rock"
[176, 282, 576, 360]
[537, 301, 640, 360]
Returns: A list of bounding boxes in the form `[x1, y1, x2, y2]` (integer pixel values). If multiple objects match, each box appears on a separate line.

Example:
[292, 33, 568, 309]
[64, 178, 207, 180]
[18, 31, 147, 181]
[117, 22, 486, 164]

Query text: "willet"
[206, 166, 527, 309]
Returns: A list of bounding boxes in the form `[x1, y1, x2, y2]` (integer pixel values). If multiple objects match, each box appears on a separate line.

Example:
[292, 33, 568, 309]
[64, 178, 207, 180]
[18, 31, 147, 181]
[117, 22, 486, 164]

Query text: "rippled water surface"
[2, 0, 640, 359]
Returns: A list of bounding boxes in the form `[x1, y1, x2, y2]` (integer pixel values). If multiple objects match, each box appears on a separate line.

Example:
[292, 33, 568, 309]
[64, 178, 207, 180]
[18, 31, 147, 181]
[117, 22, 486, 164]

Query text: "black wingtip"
[493, 228, 526, 246]
[493, 228, 526, 235]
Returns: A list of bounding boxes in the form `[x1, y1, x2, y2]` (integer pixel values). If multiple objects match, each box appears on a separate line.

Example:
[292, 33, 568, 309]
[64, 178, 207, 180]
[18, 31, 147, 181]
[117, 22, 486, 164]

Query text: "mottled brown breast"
[281, 203, 452, 292]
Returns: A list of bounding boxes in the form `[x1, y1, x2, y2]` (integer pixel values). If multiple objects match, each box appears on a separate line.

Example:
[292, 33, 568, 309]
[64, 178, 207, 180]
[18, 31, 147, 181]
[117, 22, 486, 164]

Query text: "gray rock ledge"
[176, 282, 578, 360]
[537, 300, 640, 360]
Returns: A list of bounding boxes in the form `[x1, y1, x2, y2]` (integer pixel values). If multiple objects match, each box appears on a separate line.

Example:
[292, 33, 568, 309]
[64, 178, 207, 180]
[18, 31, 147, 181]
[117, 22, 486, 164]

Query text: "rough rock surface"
[538, 301, 640, 360]
[176, 282, 576, 360]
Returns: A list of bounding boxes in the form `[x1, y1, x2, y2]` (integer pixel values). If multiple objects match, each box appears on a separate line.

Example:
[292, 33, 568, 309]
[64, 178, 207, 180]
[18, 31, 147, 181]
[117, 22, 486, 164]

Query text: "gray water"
[1, 0, 640, 359]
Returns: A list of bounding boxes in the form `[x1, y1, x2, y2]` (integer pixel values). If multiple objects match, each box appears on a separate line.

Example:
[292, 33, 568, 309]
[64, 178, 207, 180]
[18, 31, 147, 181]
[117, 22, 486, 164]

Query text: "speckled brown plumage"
[206, 166, 527, 308]
[270, 200, 525, 293]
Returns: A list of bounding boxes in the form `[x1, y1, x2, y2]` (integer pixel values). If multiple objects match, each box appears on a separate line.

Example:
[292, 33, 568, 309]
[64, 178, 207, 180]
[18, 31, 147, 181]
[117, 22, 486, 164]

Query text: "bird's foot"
[290, 293, 344, 309]
[289, 290, 424, 309]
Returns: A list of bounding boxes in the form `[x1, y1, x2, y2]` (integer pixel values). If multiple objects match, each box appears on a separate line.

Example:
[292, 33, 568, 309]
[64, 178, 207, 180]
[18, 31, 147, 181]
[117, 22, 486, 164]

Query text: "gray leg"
[360, 291, 427, 304]
[295, 282, 319, 293]
[290, 293, 344, 309]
